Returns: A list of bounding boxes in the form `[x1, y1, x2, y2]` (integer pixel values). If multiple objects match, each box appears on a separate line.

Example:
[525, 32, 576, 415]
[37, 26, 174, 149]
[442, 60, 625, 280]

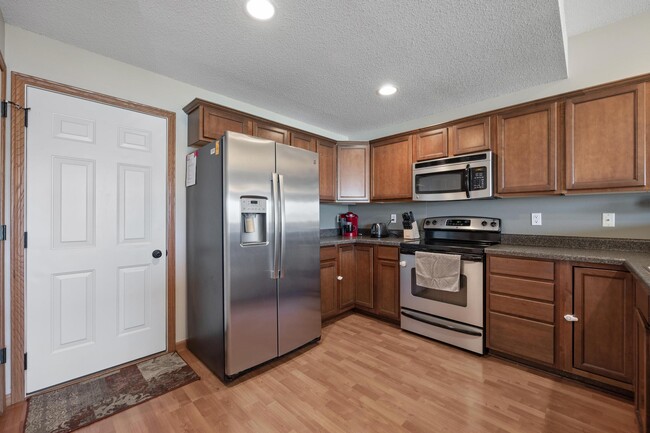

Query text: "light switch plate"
[602, 213, 615, 227]
[531, 213, 542, 226]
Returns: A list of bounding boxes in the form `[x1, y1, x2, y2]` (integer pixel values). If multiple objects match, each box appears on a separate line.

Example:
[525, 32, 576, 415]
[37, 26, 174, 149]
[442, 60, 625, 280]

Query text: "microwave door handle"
[464, 164, 470, 198]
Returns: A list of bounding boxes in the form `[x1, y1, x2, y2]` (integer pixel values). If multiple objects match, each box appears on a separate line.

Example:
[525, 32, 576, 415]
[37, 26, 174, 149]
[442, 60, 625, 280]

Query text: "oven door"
[399, 252, 483, 328]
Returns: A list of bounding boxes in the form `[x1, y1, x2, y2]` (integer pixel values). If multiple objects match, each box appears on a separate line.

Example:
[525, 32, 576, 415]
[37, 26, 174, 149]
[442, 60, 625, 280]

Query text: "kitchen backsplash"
[320, 192, 650, 239]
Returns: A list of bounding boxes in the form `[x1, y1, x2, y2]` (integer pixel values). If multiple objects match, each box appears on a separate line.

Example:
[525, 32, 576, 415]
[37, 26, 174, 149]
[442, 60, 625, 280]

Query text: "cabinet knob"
[399, 261, 407, 267]
[337, 276, 343, 281]
[564, 314, 579, 322]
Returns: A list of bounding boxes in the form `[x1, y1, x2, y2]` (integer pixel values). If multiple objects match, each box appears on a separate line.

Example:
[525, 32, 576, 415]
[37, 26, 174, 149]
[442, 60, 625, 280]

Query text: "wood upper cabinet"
[565, 83, 646, 191]
[338, 245, 356, 311]
[320, 246, 338, 321]
[496, 102, 559, 195]
[184, 101, 252, 147]
[414, 128, 448, 161]
[290, 131, 317, 152]
[370, 135, 413, 201]
[449, 116, 491, 156]
[317, 139, 336, 202]
[572, 267, 634, 384]
[337, 142, 370, 202]
[252, 121, 290, 145]
[354, 245, 374, 310]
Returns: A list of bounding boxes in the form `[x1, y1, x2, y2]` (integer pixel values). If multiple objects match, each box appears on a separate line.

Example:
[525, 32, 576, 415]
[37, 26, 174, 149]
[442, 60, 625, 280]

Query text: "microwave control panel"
[470, 167, 487, 190]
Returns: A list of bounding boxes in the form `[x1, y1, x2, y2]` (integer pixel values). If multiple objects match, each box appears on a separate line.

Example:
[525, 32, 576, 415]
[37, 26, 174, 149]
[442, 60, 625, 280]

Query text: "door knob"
[152, 249, 163, 259]
[337, 276, 343, 281]
[399, 261, 407, 267]
[564, 314, 579, 322]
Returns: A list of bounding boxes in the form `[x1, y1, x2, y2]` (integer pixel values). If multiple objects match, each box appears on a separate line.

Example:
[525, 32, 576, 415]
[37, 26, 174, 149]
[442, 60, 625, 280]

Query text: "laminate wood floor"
[0, 314, 637, 433]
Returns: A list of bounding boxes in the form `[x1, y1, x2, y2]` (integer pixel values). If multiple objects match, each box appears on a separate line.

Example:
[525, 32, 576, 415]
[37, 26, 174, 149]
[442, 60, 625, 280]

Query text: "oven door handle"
[464, 164, 471, 198]
[401, 311, 482, 337]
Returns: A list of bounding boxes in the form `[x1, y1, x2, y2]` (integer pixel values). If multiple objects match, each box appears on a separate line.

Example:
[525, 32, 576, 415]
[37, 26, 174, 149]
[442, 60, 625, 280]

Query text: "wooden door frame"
[9, 72, 176, 403]
[0, 51, 7, 413]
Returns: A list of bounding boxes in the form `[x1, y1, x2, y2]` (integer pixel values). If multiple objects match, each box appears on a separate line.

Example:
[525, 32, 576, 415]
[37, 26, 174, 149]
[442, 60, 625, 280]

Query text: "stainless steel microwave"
[413, 151, 493, 201]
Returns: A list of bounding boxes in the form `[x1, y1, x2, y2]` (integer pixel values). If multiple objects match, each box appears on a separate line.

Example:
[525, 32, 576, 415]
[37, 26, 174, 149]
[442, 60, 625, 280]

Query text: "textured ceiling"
[0, 1, 573, 138]
[564, 0, 650, 36]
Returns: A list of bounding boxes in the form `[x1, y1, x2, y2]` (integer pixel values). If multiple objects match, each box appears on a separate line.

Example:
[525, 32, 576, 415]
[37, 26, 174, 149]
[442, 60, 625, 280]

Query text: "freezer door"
[224, 132, 278, 376]
[276, 144, 321, 355]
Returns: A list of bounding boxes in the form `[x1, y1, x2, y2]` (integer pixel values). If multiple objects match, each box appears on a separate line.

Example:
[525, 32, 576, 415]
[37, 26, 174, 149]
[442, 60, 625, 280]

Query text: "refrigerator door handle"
[279, 174, 286, 278]
[272, 173, 281, 279]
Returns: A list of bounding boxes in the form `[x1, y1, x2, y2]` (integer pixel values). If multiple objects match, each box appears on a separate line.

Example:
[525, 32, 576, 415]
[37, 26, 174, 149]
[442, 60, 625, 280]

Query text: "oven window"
[415, 170, 465, 194]
[410, 269, 467, 307]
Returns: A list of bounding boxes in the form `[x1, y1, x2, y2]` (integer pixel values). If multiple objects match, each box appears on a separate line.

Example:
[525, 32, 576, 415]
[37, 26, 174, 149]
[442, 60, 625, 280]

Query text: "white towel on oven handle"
[415, 251, 461, 292]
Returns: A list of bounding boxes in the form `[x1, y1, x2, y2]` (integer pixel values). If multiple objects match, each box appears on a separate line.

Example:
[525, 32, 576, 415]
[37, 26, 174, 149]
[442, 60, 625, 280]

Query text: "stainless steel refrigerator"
[186, 131, 321, 381]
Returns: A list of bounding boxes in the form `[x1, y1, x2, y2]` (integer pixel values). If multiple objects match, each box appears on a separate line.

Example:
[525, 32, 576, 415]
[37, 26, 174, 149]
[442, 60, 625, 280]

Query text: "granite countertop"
[319, 234, 410, 247]
[486, 240, 650, 290]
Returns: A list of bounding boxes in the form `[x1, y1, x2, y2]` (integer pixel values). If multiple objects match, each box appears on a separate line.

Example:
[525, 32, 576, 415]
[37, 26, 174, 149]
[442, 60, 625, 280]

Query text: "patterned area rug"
[24, 352, 199, 433]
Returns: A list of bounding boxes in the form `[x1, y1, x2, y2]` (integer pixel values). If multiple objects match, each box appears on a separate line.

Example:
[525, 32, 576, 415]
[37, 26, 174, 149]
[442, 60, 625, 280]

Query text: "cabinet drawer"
[489, 274, 554, 302]
[488, 312, 555, 365]
[489, 294, 554, 323]
[376, 245, 399, 261]
[320, 245, 337, 261]
[489, 256, 554, 280]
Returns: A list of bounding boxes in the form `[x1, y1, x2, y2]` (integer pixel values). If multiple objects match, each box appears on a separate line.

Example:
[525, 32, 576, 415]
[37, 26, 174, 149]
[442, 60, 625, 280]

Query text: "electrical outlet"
[390, 214, 397, 224]
[531, 213, 542, 226]
[602, 213, 615, 227]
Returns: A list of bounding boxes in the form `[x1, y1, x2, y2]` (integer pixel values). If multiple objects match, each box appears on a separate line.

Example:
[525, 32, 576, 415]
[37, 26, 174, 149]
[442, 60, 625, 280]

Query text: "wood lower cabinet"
[370, 135, 413, 201]
[449, 116, 491, 156]
[318, 139, 337, 202]
[374, 246, 400, 321]
[354, 245, 374, 309]
[252, 121, 290, 145]
[337, 142, 370, 202]
[572, 267, 634, 384]
[565, 83, 646, 192]
[496, 102, 559, 195]
[636, 278, 650, 432]
[290, 131, 316, 152]
[320, 246, 339, 321]
[487, 256, 557, 366]
[338, 245, 356, 311]
[414, 128, 448, 161]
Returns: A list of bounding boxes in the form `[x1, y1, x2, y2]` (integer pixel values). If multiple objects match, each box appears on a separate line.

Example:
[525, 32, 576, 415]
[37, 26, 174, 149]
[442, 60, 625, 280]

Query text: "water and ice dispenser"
[240, 197, 267, 245]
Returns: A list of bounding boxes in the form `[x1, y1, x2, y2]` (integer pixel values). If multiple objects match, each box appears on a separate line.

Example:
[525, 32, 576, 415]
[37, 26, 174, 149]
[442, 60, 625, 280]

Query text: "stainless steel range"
[399, 216, 501, 354]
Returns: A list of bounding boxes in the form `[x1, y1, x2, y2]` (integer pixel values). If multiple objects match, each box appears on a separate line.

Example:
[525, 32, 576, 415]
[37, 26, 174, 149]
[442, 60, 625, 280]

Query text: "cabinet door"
[290, 131, 317, 152]
[317, 139, 336, 202]
[566, 83, 646, 191]
[573, 267, 634, 384]
[636, 309, 649, 432]
[375, 257, 400, 321]
[496, 102, 559, 194]
[189, 105, 252, 147]
[449, 116, 491, 156]
[414, 128, 448, 161]
[252, 121, 290, 145]
[354, 245, 374, 310]
[370, 135, 413, 200]
[337, 143, 370, 202]
[320, 259, 338, 320]
[338, 245, 356, 311]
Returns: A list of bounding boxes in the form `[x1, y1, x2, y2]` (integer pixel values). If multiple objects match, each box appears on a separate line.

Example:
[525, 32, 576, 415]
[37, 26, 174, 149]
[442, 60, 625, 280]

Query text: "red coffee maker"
[339, 212, 359, 238]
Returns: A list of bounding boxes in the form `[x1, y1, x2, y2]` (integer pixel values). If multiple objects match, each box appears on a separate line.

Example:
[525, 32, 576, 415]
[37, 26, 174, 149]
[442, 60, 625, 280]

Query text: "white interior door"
[25, 87, 167, 393]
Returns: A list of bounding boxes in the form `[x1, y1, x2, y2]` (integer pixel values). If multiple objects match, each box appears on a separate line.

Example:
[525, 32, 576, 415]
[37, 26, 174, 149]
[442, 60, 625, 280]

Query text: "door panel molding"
[10, 72, 176, 403]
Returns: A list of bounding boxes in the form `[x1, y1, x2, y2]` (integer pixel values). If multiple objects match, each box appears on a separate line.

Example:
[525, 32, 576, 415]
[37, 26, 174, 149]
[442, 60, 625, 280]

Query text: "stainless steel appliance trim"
[279, 173, 286, 278]
[422, 216, 501, 232]
[272, 172, 280, 279]
[401, 309, 482, 336]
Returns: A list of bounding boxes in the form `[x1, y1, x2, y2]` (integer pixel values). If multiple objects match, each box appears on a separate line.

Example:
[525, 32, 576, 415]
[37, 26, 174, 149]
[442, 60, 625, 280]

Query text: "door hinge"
[0, 225, 6, 241]
[24, 353, 27, 370]
[24, 231, 28, 248]
[0, 348, 6, 365]
[1, 100, 31, 127]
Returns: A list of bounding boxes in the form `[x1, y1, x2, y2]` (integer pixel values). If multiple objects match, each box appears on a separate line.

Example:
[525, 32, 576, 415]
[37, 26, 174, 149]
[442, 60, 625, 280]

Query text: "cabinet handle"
[399, 261, 407, 267]
[564, 314, 579, 322]
[337, 276, 343, 281]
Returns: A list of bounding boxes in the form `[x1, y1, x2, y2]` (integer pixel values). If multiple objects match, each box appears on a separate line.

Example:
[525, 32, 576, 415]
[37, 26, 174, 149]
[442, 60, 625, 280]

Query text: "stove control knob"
[432, 220, 437, 225]
[490, 221, 498, 228]
[481, 221, 488, 226]
[425, 220, 431, 226]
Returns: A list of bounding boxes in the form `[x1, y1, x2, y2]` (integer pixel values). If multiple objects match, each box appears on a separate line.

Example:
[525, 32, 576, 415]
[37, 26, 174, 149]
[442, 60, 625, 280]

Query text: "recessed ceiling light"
[246, 0, 275, 20]
[378, 84, 398, 96]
